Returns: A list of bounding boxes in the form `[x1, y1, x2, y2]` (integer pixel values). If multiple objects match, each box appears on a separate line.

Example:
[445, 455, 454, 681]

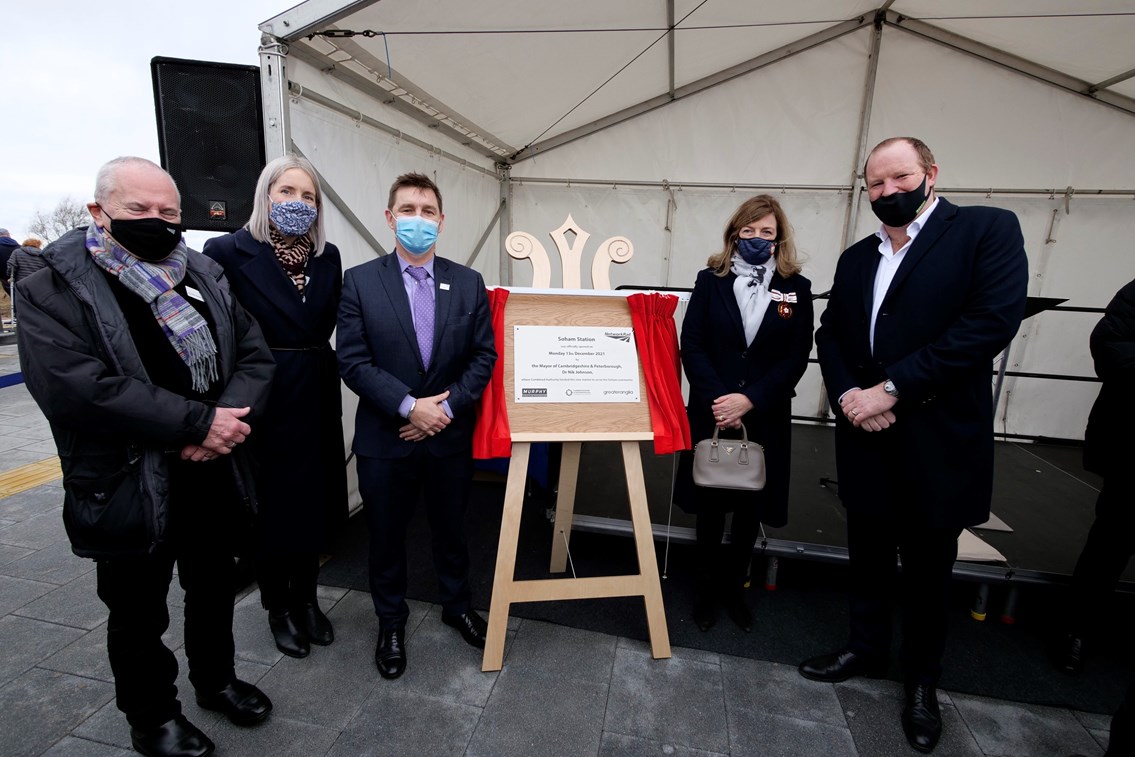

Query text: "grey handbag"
[691, 422, 766, 491]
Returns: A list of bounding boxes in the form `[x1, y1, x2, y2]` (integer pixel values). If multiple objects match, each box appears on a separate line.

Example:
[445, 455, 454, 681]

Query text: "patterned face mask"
[270, 200, 318, 236]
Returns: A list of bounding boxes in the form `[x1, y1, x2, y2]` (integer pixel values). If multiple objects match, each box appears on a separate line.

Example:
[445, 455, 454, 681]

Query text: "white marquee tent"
[256, 0, 1135, 442]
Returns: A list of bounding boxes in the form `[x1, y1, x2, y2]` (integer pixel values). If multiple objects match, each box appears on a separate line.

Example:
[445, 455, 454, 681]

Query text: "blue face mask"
[395, 215, 439, 256]
[270, 200, 318, 236]
[737, 236, 775, 266]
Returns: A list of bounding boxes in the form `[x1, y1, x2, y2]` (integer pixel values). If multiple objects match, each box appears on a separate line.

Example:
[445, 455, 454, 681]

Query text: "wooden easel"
[481, 292, 672, 671]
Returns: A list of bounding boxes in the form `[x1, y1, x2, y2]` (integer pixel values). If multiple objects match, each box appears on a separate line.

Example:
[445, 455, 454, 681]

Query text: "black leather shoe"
[131, 715, 215, 757]
[269, 610, 310, 658]
[442, 609, 488, 649]
[725, 591, 752, 633]
[375, 628, 407, 679]
[902, 683, 942, 753]
[798, 649, 887, 682]
[693, 593, 716, 632]
[1054, 633, 1084, 674]
[195, 679, 273, 726]
[295, 602, 334, 646]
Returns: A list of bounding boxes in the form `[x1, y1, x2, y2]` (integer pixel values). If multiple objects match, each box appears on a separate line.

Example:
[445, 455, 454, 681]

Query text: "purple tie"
[407, 265, 434, 368]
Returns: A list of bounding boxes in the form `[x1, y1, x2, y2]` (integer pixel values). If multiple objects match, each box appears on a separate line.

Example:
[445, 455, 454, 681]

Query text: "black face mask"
[100, 208, 183, 261]
[870, 175, 929, 228]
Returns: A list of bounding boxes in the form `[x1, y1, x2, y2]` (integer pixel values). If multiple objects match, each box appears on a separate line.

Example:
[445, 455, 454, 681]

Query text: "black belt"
[269, 345, 325, 352]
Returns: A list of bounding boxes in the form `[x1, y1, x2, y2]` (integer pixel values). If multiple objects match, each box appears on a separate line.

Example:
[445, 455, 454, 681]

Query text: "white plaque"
[514, 325, 640, 403]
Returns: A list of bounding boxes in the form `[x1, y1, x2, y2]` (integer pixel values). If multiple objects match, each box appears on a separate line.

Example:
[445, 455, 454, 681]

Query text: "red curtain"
[473, 287, 512, 459]
[627, 292, 691, 455]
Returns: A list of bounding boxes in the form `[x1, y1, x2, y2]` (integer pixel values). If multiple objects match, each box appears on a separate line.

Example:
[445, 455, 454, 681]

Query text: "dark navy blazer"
[337, 253, 496, 459]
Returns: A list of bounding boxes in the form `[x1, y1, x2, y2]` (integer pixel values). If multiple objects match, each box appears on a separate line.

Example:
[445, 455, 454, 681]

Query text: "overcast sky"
[1, 0, 296, 245]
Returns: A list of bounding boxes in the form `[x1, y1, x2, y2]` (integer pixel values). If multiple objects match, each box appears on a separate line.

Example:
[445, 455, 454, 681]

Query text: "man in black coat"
[799, 137, 1028, 753]
[16, 157, 276, 757]
[338, 172, 496, 680]
[1055, 279, 1135, 679]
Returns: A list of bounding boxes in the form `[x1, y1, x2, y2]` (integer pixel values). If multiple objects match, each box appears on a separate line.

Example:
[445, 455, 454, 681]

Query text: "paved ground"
[0, 339, 1115, 756]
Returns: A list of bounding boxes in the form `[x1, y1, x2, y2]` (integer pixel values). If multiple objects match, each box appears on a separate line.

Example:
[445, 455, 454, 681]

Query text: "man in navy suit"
[799, 137, 1028, 753]
[338, 173, 496, 679]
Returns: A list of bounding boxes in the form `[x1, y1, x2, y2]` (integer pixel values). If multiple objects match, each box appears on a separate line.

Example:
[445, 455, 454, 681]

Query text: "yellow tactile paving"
[0, 457, 63, 498]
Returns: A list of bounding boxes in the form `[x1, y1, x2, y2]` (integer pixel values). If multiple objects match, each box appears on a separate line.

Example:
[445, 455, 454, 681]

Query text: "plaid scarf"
[86, 225, 219, 393]
[269, 226, 313, 298]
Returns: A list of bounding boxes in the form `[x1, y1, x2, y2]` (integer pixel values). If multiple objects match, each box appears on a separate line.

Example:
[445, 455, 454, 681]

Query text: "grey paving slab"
[728, 709, 858, 757]
[0, 509, 67, 549]
[16, 438, 64, 454]
[0, 539, 94, 585]
[1089, 727, 1111, 752]
[599, 732, 728, 756]
[39, 736, 134, 756]
[0, 483, 63, 521]
[467, 665, 608, 757]
[0, 542, 34, 567]
[0, 422, 55, 440]
[0, 615, 86, 687]
[40, 623, 115, 682]
[396, 605, 502, 708]
[604, 642, 730, 754]
[721, 654, 847, 727]
[619, 634, 723, 667]
[330, 687, 481, 757]
[14, 571, 108, 629]
[0, 448, 54, 471]
[0, 433, 29, 452]
[251, 589, 404, 731]
[0, 667, 115, 757]
[1075, 709, 1113, 731]
[951, 691, 1105, 757]
[0, 573, 55, 615]
[505, 618, 618, 683]
[835, 679, 984, 757]
[203, 715, 340, 757]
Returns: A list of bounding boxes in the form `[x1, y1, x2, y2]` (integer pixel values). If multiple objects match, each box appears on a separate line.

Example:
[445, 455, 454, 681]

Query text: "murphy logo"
[605, 331, 632, 342]
[522, 388, 548, 397]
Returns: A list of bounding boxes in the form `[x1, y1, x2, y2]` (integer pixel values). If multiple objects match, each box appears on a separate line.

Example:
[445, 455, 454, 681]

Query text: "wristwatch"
[883, 379, 900, 399]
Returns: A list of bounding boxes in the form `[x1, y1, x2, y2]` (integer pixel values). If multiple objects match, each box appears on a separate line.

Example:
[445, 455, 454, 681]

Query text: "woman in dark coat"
[678, 193, 814, 632]
[204, 155, 348, 658]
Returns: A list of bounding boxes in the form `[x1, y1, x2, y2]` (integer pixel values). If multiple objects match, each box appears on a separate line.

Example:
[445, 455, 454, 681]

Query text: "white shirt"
[869, 197, 940, 353]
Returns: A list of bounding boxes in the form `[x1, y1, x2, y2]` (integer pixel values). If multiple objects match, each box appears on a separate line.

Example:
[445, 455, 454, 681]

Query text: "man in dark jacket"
[0, 227, 19, 325]
[799, 137, 1028, 754]
[16, 157, 276, 757]
[1056, 277, 1135, 674]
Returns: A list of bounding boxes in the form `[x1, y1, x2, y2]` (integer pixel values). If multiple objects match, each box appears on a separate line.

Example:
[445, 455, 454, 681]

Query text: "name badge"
[440, 283, 451, 291]
[185, 286, 204, 302]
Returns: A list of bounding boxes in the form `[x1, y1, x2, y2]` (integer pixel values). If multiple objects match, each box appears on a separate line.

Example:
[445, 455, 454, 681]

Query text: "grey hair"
[246, 155, 326, 255]
[93, 157, 180, 205]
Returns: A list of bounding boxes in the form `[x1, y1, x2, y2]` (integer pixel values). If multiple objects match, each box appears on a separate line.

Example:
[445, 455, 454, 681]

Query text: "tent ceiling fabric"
[261, 1, 1135, 163]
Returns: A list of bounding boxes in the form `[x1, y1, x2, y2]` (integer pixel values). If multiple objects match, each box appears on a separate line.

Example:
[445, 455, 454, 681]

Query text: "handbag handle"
[708, 422, 750, 465]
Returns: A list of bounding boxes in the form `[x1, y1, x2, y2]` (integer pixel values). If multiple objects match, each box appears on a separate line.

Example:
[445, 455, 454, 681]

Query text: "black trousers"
[96, 547, 236, 729]
[845, 508, 962, 685]
[1069, 481, 1135, 635]
[695, 505, 763, 592]
[358, 448, 474, 629]
[257, 552, 319, 612]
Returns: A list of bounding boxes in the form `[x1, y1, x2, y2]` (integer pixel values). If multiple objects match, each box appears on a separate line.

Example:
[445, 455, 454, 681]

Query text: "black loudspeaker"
[151, 57, 266, 232]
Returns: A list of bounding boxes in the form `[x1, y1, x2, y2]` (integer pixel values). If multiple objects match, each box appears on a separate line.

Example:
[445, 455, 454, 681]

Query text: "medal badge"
[777, 302, 793, 319]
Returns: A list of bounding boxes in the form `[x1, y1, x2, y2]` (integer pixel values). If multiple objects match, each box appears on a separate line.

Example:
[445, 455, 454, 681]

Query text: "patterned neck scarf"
[86, 224, 218, 393]
[269, 225, 313, 298]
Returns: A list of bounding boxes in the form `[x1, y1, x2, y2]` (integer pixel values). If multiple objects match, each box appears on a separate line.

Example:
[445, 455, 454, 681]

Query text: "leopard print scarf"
[268, 226, 313, 298]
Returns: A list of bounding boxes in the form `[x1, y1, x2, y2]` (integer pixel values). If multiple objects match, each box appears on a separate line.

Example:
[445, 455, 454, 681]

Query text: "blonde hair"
[706, 194, 801, 278]
[246, 154, 326, 255]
